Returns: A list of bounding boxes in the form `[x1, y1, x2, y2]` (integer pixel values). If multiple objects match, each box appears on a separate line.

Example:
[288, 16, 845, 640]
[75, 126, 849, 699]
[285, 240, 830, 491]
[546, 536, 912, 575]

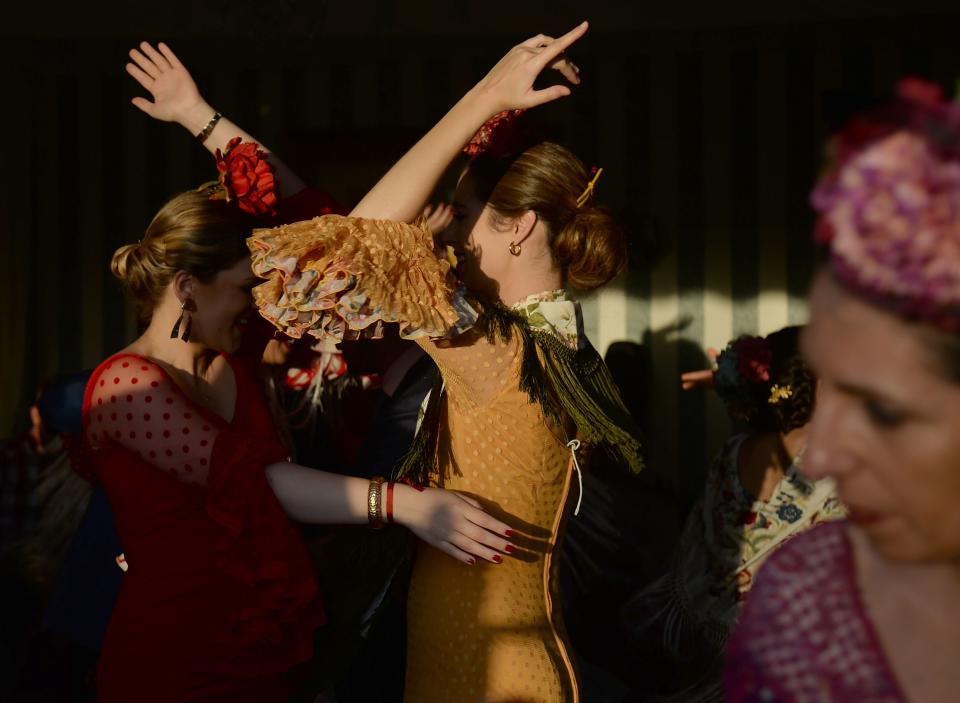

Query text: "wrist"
[457, 87, 502, 128]
[390, 482, 424, 527]
[178, 99, 217, 136]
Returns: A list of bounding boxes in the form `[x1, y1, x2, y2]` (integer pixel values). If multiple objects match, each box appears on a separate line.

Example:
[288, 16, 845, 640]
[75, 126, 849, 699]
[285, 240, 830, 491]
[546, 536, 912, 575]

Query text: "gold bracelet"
[367, 476, 386, 530]
[195, 110, 222, 143]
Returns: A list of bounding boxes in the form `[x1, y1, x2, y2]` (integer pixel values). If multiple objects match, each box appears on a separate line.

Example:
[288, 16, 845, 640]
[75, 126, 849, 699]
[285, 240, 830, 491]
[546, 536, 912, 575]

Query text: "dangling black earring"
[170, 298, 197, 341]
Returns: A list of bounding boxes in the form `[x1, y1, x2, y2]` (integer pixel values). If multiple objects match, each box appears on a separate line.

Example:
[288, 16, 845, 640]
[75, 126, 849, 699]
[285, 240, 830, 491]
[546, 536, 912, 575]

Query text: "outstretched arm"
[350, 22, 588, 222]
[87, 355, 512, 565]
[126, 41, 307, 197]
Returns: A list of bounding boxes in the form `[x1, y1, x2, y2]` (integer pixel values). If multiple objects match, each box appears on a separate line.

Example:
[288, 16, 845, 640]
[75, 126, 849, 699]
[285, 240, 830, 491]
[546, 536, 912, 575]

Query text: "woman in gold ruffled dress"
[249, 22, 644, 703]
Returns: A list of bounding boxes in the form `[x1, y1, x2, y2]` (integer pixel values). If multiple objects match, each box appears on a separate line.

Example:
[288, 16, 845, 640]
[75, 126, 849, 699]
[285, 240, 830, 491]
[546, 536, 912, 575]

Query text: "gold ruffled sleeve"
[247, 215, 475, 344]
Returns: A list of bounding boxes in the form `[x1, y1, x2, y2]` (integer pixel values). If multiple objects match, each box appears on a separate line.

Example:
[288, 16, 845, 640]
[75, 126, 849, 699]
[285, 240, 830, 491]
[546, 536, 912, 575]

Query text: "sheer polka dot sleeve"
[82, 353, 323, 655]
[85, 356, 222, 485]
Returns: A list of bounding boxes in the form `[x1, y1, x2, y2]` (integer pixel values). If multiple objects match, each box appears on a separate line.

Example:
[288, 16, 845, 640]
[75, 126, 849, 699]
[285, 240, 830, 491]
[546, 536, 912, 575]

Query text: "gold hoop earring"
[170, 298, 197, 341]
[508, 241, 522, 256]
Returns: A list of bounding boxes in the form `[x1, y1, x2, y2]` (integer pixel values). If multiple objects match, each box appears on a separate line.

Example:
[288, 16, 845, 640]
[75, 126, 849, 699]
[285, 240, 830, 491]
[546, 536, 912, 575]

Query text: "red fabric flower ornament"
[463, 109, 526, 158]
[214, 137, 279, 217]
[733, 336, 773, 384]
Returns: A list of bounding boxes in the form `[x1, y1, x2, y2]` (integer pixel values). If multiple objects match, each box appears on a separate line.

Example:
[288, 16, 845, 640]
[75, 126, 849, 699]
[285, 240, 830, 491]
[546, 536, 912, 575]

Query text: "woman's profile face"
[188, 258, 259, 354]
[801, 270, 960, 562]
[443, 183, 514, 301]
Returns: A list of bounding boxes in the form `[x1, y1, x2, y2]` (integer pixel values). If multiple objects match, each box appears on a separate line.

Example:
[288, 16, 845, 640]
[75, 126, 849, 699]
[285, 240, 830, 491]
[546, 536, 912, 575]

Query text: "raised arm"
[350, 21, 588, 222]
[126, 41, 306, 197]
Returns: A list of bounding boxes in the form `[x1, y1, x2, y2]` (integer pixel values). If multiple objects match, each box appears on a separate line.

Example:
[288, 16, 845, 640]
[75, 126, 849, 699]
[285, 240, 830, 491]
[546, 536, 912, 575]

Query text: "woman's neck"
[498, 269, 563, 308]
[132, 313, 218, 379]
[779, 425, 808, 467]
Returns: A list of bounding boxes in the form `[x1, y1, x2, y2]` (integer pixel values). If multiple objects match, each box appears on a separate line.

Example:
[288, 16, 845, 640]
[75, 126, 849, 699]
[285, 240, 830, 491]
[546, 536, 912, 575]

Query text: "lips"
[847, 506, 886, 527]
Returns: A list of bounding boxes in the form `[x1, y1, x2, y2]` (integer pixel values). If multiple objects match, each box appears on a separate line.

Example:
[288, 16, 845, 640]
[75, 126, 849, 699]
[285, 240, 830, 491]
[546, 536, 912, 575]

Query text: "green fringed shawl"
[397, 302, 645, 487]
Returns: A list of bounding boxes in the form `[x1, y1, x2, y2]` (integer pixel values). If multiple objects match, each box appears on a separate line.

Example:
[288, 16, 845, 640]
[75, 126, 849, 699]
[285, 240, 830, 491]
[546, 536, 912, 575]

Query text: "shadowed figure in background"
[622, 326, 844, 703]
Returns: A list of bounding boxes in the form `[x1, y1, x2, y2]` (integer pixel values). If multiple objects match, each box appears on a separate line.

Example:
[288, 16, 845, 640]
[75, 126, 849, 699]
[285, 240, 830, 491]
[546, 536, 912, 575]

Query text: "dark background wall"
[3, 0, 960, 502]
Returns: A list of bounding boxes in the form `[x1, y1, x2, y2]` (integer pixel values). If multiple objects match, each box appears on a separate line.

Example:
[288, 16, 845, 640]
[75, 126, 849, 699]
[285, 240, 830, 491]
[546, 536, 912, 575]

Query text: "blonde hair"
[111, 189, 258, 321]
[467, 142, 626, 292]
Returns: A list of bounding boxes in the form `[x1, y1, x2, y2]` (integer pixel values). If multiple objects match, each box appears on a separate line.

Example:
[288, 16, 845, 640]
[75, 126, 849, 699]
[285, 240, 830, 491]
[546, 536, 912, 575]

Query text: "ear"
[172, 270, 196, 303]
[513, 210, 538, 243]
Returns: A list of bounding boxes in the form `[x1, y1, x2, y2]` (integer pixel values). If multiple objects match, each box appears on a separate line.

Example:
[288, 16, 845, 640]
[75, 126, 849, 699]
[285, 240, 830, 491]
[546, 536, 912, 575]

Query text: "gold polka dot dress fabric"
[405, 331, 579, 703]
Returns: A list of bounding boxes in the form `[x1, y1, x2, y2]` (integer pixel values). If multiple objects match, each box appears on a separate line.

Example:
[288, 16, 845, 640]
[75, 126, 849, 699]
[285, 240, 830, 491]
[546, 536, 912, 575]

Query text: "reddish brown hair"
[467, 142, 626, 291]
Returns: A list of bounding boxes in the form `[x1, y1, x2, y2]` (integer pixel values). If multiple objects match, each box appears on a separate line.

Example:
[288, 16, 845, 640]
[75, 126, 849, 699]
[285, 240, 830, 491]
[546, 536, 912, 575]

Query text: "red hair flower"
[214, 137, 279, 217]
[463, 109, 526, 158]
[733, 336, 773, 384]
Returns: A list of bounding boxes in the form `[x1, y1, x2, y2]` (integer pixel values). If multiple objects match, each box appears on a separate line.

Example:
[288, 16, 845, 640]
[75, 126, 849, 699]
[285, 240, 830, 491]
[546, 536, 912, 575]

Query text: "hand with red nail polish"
[392, 484, 513, 565]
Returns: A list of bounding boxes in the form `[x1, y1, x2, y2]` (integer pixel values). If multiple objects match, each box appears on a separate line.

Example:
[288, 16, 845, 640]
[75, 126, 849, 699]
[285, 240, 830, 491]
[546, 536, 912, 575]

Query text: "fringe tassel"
[397, 301, 645, 488]
[475, 303, 645, 473]
[395, 373, 446, 486]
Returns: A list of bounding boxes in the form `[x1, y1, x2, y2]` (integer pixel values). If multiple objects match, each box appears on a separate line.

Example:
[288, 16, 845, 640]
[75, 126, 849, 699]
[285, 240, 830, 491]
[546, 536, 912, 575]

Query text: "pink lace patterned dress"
[724, 520, 907, 702]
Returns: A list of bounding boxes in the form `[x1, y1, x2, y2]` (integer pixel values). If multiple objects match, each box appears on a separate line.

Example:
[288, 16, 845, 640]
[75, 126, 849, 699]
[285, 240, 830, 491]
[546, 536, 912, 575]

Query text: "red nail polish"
[492, 554, 502, 563]
[467, 558, 476, 566]
[504, 545, 515, 554]
[505, 529, 514, 537]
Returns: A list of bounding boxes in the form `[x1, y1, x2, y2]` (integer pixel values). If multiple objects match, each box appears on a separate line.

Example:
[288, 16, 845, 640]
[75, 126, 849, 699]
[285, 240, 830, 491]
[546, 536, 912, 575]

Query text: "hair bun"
[110, 243, 140, 281]
[553, 206, 627, 292]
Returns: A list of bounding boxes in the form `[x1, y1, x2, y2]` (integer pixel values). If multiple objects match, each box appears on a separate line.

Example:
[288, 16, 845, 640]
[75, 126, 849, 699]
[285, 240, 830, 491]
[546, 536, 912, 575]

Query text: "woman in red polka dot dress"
[80, 43, 513, 703]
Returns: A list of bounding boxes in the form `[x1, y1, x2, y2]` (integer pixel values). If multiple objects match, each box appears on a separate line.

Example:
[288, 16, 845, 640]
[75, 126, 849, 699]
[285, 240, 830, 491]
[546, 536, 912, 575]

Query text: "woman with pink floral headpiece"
[724, 79, 960, 702]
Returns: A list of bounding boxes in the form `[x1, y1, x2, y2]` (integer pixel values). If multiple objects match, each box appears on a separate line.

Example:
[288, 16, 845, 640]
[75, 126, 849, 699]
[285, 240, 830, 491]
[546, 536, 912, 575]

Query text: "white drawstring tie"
[567, 439, 583, 516]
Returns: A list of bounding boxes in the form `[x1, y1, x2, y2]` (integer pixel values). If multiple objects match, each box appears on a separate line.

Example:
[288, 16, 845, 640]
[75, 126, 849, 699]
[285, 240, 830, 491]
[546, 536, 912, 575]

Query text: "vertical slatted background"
[2, 15, 957, 504]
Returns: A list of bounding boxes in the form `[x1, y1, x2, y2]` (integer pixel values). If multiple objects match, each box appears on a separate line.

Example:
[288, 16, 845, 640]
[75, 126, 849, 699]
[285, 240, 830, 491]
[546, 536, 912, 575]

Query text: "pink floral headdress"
[812, 78, 960, 330]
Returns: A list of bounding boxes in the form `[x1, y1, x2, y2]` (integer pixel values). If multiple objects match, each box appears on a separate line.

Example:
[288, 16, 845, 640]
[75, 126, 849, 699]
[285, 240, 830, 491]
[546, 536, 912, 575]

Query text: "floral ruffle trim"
[248, 215, 477, 344]
[206, 432, 326, 674]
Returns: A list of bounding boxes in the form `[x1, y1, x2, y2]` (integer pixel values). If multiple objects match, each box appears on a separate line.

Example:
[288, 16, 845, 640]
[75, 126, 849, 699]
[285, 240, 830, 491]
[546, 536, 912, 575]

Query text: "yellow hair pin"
[576, 167, 604, 208]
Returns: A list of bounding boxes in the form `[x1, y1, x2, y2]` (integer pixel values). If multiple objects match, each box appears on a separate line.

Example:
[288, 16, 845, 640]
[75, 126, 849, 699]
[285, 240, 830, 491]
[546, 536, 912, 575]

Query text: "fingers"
[532, 21, 588, 72]
[519, 33, 550, 49]
[525, 84, 572, 108]
[130, 96, 155, 116]
[434, 540, 478, 566]
[551, 58, 581, 85]
[457, 520, 513, 555]
[680, 369, 715, 391]
[125, 62, 155, 91]
[128, 48, 160, 80]
[448, 531, 503, 564]
[139, 41, 171, 71]
[454, 492, 482, 510]
[157, 42, 183, 69]
[457, 498, 513, 538]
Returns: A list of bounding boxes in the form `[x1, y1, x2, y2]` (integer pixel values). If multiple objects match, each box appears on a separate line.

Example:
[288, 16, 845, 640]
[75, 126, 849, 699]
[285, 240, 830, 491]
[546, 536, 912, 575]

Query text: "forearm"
[264, 462, 371, 524]
[178, 100, 307, 198]
[350, 88, 495, 222]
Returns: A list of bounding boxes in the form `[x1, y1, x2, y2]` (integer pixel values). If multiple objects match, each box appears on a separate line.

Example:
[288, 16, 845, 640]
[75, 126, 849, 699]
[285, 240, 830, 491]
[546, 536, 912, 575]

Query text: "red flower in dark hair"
[214, 137, 279, 217]
[463, 109, 526, 158]
[896, 76, 944, 107]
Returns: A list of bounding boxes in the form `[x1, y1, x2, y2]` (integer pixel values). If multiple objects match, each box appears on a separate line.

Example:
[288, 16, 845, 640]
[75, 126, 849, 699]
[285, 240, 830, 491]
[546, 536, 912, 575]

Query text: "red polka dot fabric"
[86, 357, 217, 485]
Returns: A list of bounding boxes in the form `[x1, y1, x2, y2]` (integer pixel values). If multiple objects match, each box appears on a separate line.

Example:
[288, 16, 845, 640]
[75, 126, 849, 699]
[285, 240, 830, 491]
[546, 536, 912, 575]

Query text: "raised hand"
[127, 42, 206, 127]
[423, 202, 454, 235]
[680, 347, 720, 391]
[471, 21, 588, 114]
